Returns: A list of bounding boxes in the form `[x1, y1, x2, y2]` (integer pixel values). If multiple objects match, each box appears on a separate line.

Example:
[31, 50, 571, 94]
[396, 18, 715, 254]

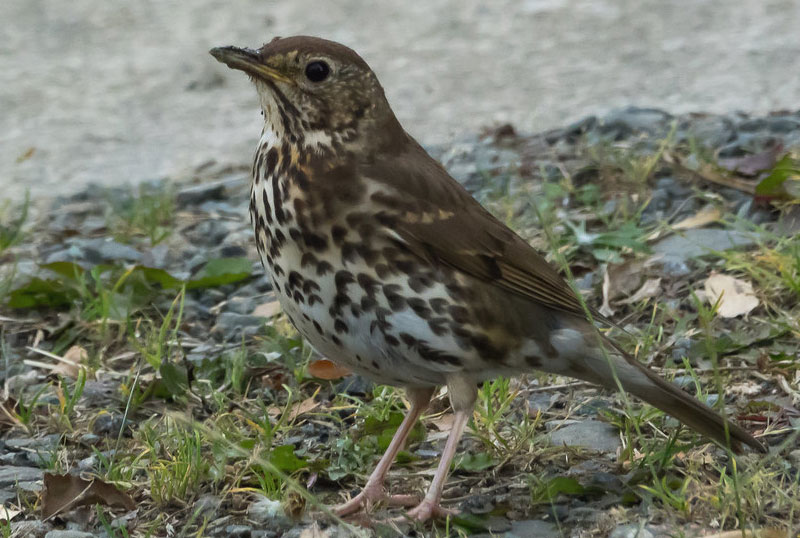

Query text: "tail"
[572, 337, 766, 454]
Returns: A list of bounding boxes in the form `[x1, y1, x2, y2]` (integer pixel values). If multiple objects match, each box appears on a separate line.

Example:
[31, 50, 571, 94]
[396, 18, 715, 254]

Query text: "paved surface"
[2, 0, 799, 202]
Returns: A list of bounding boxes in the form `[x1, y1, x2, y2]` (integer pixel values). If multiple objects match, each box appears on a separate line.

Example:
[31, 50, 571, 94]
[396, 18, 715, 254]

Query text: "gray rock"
[223, 525, 252, 538]
[685, 115, 736, 147]
[651, 229, 755, 276]
[92, 413, 126, 436]
[0, 489, 15, 503]
[598, 107, 673, 139]
[610, 523, 655, 538]
[503, 519, 558, 538]
[81, 238, 142, 264]
[0, 466, 44, 486]
[11, 520, 51, 538]
[547, 420, 621, 452]
[177, 182, 227, 206]
[213, 312, 266, 340]
[44, 531, 98, 538]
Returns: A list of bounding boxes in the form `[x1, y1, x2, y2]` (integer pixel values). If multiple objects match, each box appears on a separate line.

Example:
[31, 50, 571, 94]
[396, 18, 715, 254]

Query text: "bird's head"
[211, 36, 403, 153]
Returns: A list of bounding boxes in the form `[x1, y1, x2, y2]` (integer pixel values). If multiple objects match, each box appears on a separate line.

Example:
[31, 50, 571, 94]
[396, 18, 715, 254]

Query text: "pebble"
[503, 519, 558, 538]
[651, 228, 756, 277]
[44, 531, 98, 538]
[547, 420, 621, 453]
[0, 465, 44, 485]
[610, 523, 656, 538]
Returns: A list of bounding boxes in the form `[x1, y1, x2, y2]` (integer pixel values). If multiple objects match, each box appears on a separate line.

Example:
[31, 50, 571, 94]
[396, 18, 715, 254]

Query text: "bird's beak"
[209, 46, 293, 84]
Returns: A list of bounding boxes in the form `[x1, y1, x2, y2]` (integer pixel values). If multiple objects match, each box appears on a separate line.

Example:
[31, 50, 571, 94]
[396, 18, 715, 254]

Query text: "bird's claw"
[403, 499, 458, 522]
[333, 485, 419, 517]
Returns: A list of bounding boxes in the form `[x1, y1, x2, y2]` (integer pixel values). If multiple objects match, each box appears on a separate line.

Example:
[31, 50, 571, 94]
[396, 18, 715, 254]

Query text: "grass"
[0, 135, 798, 536]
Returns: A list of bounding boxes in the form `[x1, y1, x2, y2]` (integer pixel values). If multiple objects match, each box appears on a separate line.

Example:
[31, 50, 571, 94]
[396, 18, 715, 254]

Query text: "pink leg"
[334, 386, 434, 516]
[405, 408, 470, 521]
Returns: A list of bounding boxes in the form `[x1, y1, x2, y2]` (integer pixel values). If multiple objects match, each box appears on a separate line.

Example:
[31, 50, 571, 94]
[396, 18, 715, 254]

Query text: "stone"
[547, 420, 621, 452]
[598, 107, 673, 139]
[503, 519, 557, 538]
[651, 228, 755, 277]
[44, 531, 98, 538]
[0, 466, 44, 486]
[81, 238, 143, 264]
[610, 523, 655, 538]
[11, 520, 51, 538]
[223, 525, 252, 537]
[176, 182, 227, 206]
[212, 312, 266, 340]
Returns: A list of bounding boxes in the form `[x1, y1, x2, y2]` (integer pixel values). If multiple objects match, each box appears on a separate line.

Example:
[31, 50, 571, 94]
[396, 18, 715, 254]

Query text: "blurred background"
[2, 0, 799, 202]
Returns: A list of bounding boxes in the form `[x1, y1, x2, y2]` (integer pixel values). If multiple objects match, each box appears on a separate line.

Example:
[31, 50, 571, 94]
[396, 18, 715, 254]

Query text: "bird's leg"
[406, 375, 477, 522]
[334, 386, 434, 516]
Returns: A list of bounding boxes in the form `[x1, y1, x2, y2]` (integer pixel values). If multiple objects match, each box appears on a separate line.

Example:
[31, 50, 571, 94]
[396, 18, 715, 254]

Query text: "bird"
[209, 36, 765, 522]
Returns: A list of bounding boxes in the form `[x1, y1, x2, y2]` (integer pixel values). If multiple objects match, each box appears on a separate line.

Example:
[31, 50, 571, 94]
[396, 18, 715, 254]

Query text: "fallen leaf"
[718, 144, 784, 177]
[307, 359, 351, 380]
[0, 397, 20, 431]
[285, 396, 319, 421]
[42, 472, 135, 519]
[299, 522, 331, 538]
[600, 260, 646, 316]
[55, 345, 88, 378]
[0, 505, 21, 522]
[16, 147, 35, 163]
[702, 529, 788, 538]
[704, 272, 759, 318]
[619, 278, 661, 305]
[429, 413, 455, 432]
[251, 298, 281, 318]
[672, 206, 721, 230]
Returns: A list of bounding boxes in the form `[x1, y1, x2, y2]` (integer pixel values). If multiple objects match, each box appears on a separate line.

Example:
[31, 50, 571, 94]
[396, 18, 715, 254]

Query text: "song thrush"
[210, 36, 765, 522]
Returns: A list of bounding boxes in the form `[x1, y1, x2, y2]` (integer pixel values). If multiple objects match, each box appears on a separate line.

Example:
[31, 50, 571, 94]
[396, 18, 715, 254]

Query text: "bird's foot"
[404, 499, 458, 522]
[333, 484, 419, 517]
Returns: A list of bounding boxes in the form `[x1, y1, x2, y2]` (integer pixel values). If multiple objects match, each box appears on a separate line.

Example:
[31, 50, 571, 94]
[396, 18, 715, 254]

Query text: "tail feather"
[578, 341, 765, 454]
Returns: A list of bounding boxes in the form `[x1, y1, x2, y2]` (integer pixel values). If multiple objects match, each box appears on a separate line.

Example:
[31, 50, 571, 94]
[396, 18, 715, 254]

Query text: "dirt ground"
[2, 0, 800, 203]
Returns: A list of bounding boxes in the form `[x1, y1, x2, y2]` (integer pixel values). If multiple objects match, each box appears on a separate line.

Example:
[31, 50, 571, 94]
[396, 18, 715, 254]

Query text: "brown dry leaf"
[286, 396, 319, 421]
[718, 144, 784, 177]
[307, 359, 351, 380]
[53, 345, 88, 378]
[703, 529, 788, 538]
[252, 298, 282, 318]
[704, 272, 759, 318]
[42, 472, 135, 519]
[0, 398, 20, 431]
[600, 260, 646, 316]
[429, 413, 455, 432]
[619, 278, 661, 305]
[0, 505, 21, 522]
[299, 522, 331, 538]
[672, 205, 721, 230]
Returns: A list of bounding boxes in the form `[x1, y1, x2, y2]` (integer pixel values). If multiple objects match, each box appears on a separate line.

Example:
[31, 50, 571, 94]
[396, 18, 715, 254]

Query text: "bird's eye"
[305, 61, 330, 82]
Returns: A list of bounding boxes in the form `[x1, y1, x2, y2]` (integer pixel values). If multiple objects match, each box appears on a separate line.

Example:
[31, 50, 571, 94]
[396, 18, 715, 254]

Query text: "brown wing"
[363, 137, 610, 325]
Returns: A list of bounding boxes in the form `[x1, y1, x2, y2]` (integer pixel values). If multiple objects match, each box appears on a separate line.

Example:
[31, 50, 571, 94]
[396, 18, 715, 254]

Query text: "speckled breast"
[247, 139, 524, 388]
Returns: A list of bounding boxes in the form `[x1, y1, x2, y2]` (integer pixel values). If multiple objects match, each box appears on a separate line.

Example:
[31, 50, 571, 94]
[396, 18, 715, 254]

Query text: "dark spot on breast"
[303, 231, 328, 251]
[448, 305, 471, 324]
[331, 335, 342, 346]
[294, 168, 310, 191]
[308, 294, 322, 306]
[261, 190, 273, 224]
[409, 275, 433, 293]
[394, 260, 416, 274]
[418, 343, 461, 366]
[407, 297, 431, 319]
[292, 290, 305, 304]
[300, 252, 319, 268]
[374, 263, 392, 279]
[371, 359, 379, 369]
[287, 271, 303, 290]
[361, 296, 377, 311]
[293, 198, 306, 214]
[341, 242, 358, 263]
[384, 334, 399, 346]
[382, 284, 406, 311]
[272, 175, 285, 223]
[302, 280, 320, 294]
[357, 273, 379, 296]
[334, 319, 348, 334]
[355, 245, 379, 265]
[335, 270, 355, 291]
[316, 261, 334, 275]
[427, 317, 449, 336]
[265, 148, 278, 175]
[313, 321, 324, 334]
[429, 298, 448, 315]
[399, 332, 417, 346]
[470, 333, 501, 360]
[331, 225, 347, 245]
